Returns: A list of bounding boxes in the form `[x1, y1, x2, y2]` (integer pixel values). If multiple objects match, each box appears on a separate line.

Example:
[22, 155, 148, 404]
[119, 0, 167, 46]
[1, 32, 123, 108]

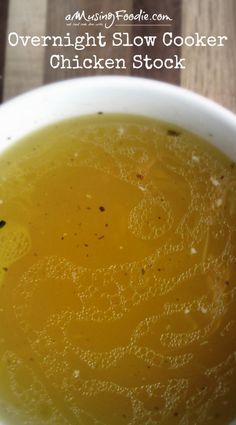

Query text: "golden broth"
[0, 114, 235, 425]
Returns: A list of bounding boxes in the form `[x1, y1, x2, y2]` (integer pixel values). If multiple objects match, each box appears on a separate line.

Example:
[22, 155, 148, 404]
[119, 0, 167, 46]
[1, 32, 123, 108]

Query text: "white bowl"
[0, 76, 235, 425]
[0, 76, 236, 162]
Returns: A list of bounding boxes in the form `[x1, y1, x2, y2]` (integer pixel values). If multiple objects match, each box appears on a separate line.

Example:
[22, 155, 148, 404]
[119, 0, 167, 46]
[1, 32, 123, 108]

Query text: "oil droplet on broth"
[0, 114, 236, 425]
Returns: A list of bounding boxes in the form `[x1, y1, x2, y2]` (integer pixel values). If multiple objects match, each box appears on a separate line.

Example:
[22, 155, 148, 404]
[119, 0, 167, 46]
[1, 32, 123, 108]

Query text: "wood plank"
[3, 0, 47, 101]
[0, 0, 9, 102]
[2, 0, 236, 111]
[131, 0, 182, 84]
[44, 0, 133, 83]
[181, 0, 236, 112]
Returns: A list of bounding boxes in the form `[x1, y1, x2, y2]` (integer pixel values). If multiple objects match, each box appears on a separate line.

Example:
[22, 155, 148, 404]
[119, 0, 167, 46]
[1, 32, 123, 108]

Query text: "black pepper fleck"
[99, 206, 105, 212]
[3, 267, 8, 272]
[0, 220, 6, 229]
[167, 129, 181, 137]
[141, 268, 145, 275]
[98, 235, 104, 240]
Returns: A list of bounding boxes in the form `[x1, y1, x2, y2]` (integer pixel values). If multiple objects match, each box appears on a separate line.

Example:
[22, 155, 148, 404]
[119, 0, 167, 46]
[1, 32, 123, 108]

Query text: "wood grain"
[131, 0, 181, 84]
[0, 0, 9, 102]
[44, 0, 133, 83]
[3, 0, 47, 101]
[181, 0, 236, 113]
[1, 0, 236, 113]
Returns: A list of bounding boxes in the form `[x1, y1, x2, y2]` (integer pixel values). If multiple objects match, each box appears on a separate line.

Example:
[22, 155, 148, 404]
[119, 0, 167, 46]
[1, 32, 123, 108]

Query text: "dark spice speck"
[99, 206, 105, 212]
[167, 129, 181, 137]
[0, 220, 6, 229]
[136, 173, 144, 180]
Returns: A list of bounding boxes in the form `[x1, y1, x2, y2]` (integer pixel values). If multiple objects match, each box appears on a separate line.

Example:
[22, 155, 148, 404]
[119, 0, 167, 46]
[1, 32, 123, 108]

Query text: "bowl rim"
[0, 75, 236, 159]
[1, 75, 236, 122]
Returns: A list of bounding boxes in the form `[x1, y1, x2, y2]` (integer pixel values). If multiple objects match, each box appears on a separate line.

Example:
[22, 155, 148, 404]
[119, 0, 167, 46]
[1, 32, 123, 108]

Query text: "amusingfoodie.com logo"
[65, 9, 173, 29]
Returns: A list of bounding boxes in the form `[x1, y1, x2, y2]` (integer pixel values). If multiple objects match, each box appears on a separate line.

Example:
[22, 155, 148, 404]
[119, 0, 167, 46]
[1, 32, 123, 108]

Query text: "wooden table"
[0, 0, 236, 113]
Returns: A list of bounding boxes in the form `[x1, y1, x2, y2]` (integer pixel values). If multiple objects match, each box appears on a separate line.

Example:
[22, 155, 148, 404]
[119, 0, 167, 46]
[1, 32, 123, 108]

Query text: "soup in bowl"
[0, 76, 236, 425]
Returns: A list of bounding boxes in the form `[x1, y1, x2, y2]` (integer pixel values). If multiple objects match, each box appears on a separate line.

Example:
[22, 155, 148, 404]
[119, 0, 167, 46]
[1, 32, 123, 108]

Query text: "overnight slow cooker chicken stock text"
[8, 31, 228, 70]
